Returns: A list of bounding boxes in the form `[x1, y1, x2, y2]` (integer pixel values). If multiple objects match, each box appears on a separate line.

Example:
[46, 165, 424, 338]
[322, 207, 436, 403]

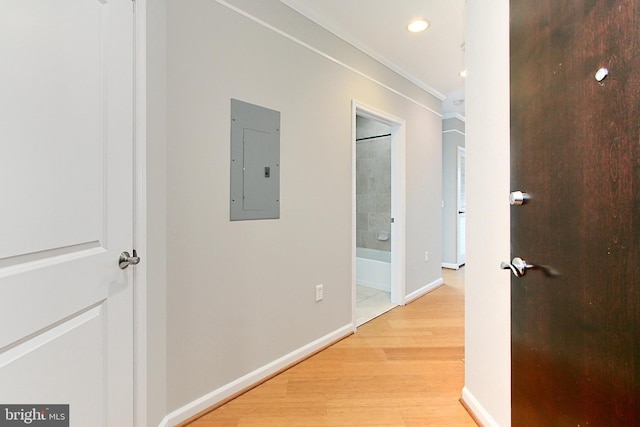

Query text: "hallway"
[186, 268, 474, 426]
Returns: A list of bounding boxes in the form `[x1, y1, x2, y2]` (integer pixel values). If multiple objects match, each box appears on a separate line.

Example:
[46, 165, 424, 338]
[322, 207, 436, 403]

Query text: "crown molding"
[280, 0, 446, 101]
[214, 0, 442, 117]
[443, 112, 466, 122]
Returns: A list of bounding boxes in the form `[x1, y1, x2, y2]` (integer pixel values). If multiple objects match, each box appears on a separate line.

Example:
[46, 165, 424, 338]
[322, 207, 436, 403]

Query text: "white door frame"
[351, 100, 407, 329]
[134, 1, 148, 426]
[456, 146, 466, 266]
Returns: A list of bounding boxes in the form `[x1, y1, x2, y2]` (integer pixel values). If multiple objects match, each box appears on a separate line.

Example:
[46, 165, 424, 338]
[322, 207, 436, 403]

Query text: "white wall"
[442, 117, 465, 267]
[161, 0, 443, 419]
[463, 0, 511, 426]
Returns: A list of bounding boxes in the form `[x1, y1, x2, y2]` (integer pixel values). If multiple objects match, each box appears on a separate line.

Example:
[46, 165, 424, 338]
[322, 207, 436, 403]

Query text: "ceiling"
[280, 0, 466, 116]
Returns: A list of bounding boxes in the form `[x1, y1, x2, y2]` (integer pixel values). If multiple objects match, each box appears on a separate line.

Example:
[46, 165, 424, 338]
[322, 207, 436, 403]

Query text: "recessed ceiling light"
[407, 18, 429, 33]
[459, 69, 467, 78]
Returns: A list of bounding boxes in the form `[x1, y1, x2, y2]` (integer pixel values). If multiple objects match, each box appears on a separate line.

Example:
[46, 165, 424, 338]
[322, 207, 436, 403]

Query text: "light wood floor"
[187, 268, 475, 427]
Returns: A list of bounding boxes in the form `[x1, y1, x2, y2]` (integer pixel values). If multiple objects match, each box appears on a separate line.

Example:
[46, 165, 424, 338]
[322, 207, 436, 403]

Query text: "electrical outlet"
[425, 252, 429, 262]
[315, 284, 323, 302]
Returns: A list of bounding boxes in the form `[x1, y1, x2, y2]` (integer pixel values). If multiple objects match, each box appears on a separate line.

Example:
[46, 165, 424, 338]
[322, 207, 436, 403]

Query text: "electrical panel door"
[230, 99, 280, 220]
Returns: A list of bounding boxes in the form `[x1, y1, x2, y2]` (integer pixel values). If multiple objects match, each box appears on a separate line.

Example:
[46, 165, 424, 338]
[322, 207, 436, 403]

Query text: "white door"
[456, 147, 466, 266]
[0, 1, 134, 426]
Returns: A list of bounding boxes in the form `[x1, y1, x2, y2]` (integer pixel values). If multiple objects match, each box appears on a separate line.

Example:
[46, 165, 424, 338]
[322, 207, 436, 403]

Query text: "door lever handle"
[501, 257, 559, 278]
[501, 257, 532, 277]
[119, 250, 140, 270]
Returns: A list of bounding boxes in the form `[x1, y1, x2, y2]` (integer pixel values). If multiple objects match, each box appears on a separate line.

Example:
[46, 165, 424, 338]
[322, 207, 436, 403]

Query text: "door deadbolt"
[509, 191, 530, 206]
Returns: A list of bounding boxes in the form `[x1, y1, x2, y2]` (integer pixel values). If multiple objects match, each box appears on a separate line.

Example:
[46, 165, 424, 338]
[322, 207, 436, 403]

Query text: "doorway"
[352, 101, 406, 327]
[456, 147, 466, 266]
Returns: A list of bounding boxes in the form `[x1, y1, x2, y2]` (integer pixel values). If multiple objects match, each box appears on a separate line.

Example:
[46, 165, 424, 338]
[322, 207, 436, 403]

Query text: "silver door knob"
[509, 191, 530, 205]
[119, 250, 140, 269]
[501, 257, 533, 277]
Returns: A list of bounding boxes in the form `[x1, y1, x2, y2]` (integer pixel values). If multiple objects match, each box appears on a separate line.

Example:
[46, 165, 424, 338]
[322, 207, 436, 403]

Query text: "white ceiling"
[280, 0, 466, 116]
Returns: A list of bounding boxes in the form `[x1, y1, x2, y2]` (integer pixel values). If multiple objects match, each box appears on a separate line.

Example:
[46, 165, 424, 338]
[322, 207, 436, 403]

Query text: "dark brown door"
[509, 1, 639, 425]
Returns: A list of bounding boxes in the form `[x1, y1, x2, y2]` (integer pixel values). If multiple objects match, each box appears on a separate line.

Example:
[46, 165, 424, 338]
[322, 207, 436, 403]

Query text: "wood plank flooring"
[187, 268, 475, 426]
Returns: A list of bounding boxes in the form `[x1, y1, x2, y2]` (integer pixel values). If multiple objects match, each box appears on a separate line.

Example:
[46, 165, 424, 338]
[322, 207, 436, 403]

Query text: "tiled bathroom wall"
[356, 116, 392, 252]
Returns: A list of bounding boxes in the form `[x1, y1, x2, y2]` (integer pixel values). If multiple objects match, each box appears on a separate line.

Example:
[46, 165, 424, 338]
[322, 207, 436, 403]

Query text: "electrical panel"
[230, 99, 280, 221]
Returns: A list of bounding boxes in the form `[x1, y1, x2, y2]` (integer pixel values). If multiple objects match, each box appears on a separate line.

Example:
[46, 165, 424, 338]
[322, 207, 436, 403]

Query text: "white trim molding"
[442, 129, 466, 136]
[442, 262, 462, 270]
[404, 277, 444, 304]
[351, 100, 407, 312]
[461, 387, 501, 427]
[279, 0, 446, 101]
[133, 1, 148, 426]
[442, 112, 466, 121]
[214, 0, 442, 118]
[159, 324, 353, 427]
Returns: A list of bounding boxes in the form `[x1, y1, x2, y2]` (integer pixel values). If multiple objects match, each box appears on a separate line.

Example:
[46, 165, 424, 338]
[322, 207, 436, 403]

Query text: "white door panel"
[1, 1, 105, 258]
[0, 306, 104, 416]
[0, 1, 134, 426]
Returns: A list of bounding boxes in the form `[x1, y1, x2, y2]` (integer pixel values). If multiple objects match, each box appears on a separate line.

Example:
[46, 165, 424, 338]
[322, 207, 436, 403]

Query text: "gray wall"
[161, 0, 444, 415]
[356, 116, 391, 252]
[442, 117, 465, 266]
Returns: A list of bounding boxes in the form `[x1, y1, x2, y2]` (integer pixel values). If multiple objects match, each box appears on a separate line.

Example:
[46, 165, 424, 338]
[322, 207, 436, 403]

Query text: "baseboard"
[460, 386, 500, 427]
[158, 324, 353, 427]
[404, 277, 444, 304]
[442, 262, 461, 270]
[356, 279, 391, 293]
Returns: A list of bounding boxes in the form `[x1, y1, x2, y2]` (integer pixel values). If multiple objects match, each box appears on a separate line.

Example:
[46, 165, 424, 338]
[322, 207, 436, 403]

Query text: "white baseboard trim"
[158, 323, 353, 427]
[442, 262, 461, 270]
[461, 386, 500, 427]
[404, 277, 444, 304]
[357, 279, 391, 293]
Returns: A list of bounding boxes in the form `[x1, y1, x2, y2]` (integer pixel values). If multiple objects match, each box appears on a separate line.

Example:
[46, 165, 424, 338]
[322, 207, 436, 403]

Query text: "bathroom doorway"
[352, 101, 406, 327]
